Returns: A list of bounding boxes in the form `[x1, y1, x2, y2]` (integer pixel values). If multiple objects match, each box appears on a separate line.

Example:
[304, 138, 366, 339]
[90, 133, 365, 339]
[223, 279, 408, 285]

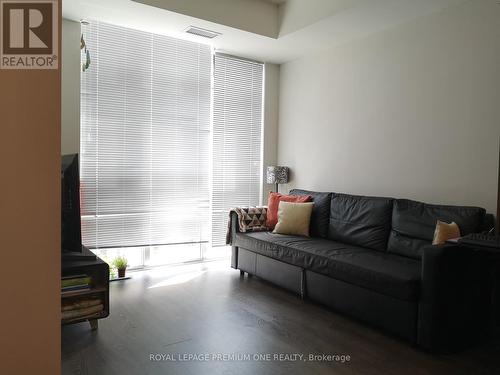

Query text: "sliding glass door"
[211, 54, 264, 251]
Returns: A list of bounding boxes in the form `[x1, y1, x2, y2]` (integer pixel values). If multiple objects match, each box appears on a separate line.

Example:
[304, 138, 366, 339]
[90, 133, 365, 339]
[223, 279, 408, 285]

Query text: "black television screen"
[61, 154, 82, 253]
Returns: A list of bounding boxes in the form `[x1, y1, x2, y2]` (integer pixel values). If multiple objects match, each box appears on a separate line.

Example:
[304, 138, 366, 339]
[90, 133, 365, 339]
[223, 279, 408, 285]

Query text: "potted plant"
[112, 256, 128, 278]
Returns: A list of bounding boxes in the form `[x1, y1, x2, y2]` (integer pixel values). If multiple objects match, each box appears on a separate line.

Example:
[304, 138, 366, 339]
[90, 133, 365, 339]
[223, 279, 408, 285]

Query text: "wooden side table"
[61, 247, 109, 330]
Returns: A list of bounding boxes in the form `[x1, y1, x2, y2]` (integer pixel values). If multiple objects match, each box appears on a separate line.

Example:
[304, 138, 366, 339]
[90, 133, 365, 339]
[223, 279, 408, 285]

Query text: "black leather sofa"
[230, 189, 494, 352]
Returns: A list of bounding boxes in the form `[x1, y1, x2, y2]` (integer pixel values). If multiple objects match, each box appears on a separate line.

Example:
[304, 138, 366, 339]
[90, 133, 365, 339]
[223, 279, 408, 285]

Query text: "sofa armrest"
[230, 211, 240, 269]
[226, 210, 242, 247]
[230, 211, 240, 236]
[227, 207, 268, 244]
[228, 207, 268, 269]
[418, 244, 491, 352]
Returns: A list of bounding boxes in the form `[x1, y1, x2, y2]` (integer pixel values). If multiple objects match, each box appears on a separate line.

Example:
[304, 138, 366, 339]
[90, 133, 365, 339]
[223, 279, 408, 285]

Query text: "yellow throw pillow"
[273, 201, 314, 237]
[432, 220, 461, 245]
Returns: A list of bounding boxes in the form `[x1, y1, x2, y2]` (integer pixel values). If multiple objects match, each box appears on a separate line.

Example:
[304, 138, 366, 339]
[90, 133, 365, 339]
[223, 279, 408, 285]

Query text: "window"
[80, 22, 211, 261]
[80, 22, 263, 265]
[212, 54, 264, 247]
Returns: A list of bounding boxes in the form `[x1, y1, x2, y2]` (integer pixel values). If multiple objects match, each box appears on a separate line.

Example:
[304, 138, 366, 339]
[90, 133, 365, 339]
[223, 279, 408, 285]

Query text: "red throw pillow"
[266, 192, 312, 230]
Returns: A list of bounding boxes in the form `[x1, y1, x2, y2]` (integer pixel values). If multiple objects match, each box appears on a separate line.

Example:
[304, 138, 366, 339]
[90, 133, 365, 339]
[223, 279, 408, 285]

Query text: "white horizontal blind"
[80, 21, 211, 249]
[212, 54, 264, 246]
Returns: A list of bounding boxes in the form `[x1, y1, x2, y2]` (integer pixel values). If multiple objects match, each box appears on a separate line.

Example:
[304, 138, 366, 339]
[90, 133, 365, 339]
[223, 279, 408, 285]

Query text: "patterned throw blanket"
[226, 206, 268, 245]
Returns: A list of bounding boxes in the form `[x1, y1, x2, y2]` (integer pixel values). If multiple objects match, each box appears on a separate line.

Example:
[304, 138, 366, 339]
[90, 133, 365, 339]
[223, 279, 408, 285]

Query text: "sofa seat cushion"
[234, 231, 367, 262]
[234, 232, 421, 301]
[388, 199, 486, 259]
[326, 250, 421, 301]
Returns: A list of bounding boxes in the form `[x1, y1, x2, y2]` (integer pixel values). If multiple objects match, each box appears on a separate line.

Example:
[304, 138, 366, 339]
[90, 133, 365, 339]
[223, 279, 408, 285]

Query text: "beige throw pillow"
[432, 220, 461, 245]
[273, 201, 314, 237]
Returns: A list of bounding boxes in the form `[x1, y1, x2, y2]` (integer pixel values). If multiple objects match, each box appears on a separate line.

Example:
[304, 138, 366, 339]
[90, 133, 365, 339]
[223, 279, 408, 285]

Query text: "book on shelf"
[62, 298, 102, 312]
[61, 284, 90, 292]
[62, 274, 87, 279]
[61, 275, 92, 289]
[61, 285, 91, 294]
[61, 304, 104, 320]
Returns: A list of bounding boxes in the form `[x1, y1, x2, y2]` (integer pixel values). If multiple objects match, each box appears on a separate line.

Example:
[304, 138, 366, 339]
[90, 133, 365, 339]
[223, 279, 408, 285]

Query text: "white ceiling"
[63, 0, 466, 64]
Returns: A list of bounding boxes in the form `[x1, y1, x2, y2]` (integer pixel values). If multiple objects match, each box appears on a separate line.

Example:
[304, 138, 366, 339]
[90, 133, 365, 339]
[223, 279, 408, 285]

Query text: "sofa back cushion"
[388, 199, 486, 259]
[289, 189, 332, 238]
[328, 193, 394, 251]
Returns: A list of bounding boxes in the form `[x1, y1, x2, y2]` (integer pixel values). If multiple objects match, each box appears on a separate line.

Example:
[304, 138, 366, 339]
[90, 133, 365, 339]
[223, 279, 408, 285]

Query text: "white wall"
[134, 0, 278, 38]
[278, 0, 500, 213]
[278, 0, 368, 37]
[61, 19, 81, 154]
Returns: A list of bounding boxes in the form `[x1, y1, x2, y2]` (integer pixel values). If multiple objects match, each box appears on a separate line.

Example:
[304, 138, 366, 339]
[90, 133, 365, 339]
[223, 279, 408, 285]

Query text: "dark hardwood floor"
[62, 260, 500, 375]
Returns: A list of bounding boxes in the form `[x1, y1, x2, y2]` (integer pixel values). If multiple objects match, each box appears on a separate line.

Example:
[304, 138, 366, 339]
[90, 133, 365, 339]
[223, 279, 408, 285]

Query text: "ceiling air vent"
[184, 26, 221, 39]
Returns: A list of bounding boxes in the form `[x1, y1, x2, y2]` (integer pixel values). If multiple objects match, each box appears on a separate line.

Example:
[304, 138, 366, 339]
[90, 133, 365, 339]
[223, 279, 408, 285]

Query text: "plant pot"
[118, 268, 126, 278]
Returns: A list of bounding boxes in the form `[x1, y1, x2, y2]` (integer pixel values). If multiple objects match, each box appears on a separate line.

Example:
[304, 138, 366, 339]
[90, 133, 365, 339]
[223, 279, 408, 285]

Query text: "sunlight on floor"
[128, 258, 232, 290]
[148, 270, 207, 289]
